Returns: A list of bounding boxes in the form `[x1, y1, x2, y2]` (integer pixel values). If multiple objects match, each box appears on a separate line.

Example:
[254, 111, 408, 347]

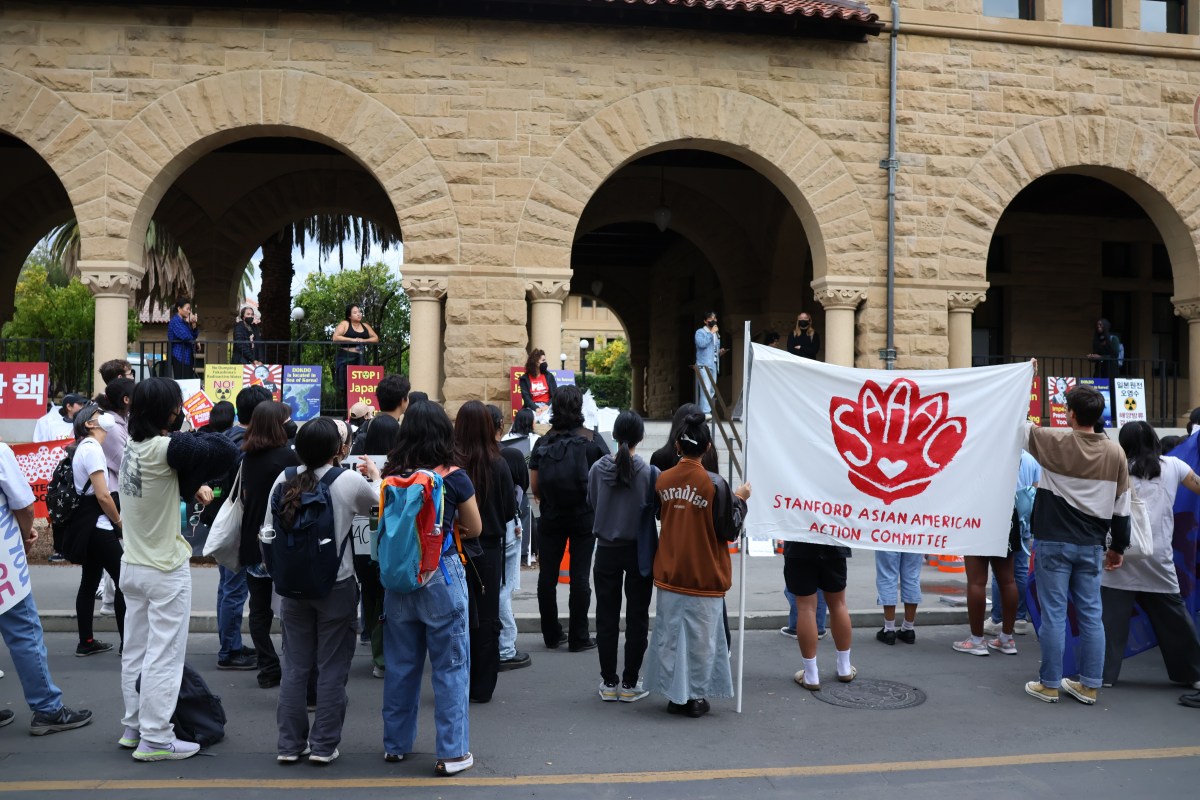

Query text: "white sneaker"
[987, 637, 1018, 655]
[133, 739, 201, 761]
[309, 748, 339, 764]
[277, 746, 311, 763]
[598, 680, 618, 702]
[952, 637, 989, 656]
[619, 681, 649, 703]
[117, 727, 140, 748]
[98, 605, 115, 617]
[982, 618, 1001, 636]
[1013, 619, 1032, 635]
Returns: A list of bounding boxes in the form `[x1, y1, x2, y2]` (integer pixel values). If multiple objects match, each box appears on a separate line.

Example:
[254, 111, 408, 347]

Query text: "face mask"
[283, 420, 298, 439]
[96, 413, 116, 432]
[706, 320, 716, 328]
[798, 320, 810, 330]
[168, 410, 185, 432]
[539, 362, 549, 375]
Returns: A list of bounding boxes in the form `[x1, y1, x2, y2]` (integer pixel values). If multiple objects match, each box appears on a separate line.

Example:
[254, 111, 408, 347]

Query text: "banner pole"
[736, 320, 752, 714]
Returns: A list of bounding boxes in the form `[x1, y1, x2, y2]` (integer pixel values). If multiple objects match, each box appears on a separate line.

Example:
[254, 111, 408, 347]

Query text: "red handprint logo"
[829, 378, 967, 504]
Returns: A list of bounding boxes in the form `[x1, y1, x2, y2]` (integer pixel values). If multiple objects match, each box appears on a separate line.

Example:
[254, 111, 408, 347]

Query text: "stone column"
[80, 261, 140, 392]
[526, 279, 570, 360]
[814, 285, 867, 367]
[1175, 299, 1200, 414]
[947, 291, 987, 369]
[402, 276, 448, 401]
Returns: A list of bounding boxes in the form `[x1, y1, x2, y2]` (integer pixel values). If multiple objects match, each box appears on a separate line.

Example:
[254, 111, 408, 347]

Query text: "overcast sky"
[245, 237, 404, 300]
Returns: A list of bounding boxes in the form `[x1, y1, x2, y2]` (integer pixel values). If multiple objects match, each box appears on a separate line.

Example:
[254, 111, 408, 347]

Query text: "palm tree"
[258, 214, 399, 342]
[47, 218, 194, 308]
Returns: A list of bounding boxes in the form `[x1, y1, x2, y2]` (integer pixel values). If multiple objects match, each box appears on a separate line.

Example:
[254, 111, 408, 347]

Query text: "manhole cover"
[811, 678, 926, 710]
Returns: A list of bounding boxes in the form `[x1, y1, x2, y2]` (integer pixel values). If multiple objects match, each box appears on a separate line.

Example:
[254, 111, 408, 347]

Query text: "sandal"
[435, 753, 474, 776]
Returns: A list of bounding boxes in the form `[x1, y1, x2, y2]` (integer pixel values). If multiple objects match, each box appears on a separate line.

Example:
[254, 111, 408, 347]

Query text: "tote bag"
[203, 465, 244, 571]
[1122, 488, 1154, 561]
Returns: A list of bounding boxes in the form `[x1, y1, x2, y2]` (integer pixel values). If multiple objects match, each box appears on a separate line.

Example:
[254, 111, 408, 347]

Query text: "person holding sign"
[0, 442, 94, 735]
[644, 411, 750, 718]
[332, 304, 379, 400]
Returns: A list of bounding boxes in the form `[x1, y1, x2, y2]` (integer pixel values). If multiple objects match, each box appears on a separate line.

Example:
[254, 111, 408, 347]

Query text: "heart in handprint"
[828, 378, 967, 504]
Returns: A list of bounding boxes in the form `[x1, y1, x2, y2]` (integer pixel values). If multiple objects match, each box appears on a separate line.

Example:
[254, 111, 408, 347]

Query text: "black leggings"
[247, 573, 280, 684]
[75, 528, 124, 645]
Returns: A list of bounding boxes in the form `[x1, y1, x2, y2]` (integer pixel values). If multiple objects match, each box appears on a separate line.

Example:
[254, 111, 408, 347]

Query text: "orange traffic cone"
[558, 549, 570, 584]
[937, 554, 965, 573]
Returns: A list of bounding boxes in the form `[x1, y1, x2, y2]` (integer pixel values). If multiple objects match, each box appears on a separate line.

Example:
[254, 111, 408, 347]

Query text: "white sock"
[836, 649, 852, 675]
[901, 620, 914, 631]
[803, 657, 819, 685]
[970, 635, 984, 645]
[999, 633, 1013, 644]
[883, 619, 896, 632]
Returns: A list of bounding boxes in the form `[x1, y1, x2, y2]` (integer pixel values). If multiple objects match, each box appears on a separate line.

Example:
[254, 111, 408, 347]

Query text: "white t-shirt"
[73, 437, 114, 531]
[0, 443, 35, 514]
[32, 410, 73, 443]
[1102, 455, 1190, 594]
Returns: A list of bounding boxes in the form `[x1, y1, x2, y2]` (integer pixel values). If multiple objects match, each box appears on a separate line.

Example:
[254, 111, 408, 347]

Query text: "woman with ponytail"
[644, 411, 750, 718]
[587, 410, 659, 703]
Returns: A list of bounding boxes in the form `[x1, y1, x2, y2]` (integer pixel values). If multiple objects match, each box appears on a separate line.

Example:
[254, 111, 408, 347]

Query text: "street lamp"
[579, 337, 591, 383]
[559, 352, 567, 371]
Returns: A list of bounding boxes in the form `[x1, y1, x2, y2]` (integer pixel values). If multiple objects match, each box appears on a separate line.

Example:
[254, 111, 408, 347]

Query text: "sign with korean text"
[10, 438, 73, 519]
[204, 364, 243, 404]
[244, 364, 282, 402]
[182, 391, 214, 429]
[1115, 378, 1147, 427]
[283, 366, 322, 422]
[0, 363, 49, 419]
[347, 366, 384, 412]
[744, 345, 1030, 557]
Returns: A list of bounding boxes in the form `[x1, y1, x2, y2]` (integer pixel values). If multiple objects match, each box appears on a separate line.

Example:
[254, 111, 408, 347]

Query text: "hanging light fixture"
[654, 164, 671, 232]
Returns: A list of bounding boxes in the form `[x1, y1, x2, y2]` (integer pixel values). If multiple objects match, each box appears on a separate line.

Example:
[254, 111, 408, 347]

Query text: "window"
[1063, 0, 1111, 26]
[1142, 0, 1186, 30]
[983, 0, 1035, 18]
[1101, 242, 1135, 278]
[580, 297, 594, 308]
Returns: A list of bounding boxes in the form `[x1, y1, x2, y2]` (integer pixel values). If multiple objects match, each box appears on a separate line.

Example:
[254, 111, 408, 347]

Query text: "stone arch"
[102, 69, 458, 270]
[514, 86, 874, 281]
[939, 115, 1200, 299]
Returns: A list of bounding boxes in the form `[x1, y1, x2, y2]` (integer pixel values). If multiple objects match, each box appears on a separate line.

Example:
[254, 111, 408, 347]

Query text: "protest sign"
[743, 345, 1031, 557]
[0, 488, 32, 615]
[1047, 376, 1075, 428]
[205, 364, 243, 404]
[182, 390, 214, 428]
[347, 366, 384, 412]
[1077, 377, 1112, 427]
[283, 366, 322, 422]
[244, 364, 282, 402]
[1114, 378, 1146, 427]
[10, 438, 72, 519]
[509, 367, 577, 423]
[1028, 375, 1041, 424]
[0, 363, 49, 419]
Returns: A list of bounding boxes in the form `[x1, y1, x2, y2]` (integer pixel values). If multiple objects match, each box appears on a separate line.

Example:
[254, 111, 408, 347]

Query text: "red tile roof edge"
[592, 0, 880, 25]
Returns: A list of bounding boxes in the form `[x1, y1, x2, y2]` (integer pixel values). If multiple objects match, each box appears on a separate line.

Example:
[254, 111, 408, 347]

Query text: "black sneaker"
[217, 653, 257, 670]
[547, 633, 568, 650]
[0, 709, 14, 728]
[48, 552, 66, 564]
[29, 706, 92, 735]
[498, 652, 532, 671]
[876, 628, 897, 646]
[239, 646, 258, 658]
[896, 628, 916, 644]
[569, 638, 598, 653]
[75, 639, 114, 657]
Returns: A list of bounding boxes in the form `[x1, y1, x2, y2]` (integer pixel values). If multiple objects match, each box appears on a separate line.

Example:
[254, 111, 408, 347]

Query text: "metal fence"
[973, 355, 1180, 427]
[135, 339, 408, 416]
[0, 339, 94, 399]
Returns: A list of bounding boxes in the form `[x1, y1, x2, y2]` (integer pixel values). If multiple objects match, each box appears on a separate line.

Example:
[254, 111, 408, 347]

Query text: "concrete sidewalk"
[29, 550, 976, 634]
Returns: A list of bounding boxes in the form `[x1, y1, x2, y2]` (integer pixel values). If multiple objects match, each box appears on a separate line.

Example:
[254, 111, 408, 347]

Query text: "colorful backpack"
[376, 469, 463, 593]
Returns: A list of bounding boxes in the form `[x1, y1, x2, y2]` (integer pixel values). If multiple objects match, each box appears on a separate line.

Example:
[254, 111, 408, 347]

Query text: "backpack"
[535, 433, 590, 512]
[46, 450, 80, 532]
[136, 663, 226, 747]
[376, 469, 463, 593]
[264, 467, 348, 599]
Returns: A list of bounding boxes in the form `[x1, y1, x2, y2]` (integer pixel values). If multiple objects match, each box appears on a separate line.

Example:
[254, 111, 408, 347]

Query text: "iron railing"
[136, 339, 408, 417]
[0, 339, 94, 399]
[973, 355, 1180, 427]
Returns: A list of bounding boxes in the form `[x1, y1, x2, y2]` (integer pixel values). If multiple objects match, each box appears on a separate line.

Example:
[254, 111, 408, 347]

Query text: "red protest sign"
[0, 363, 50, 419]
[11, 437, 72, 519]
[183, 391, 215, 428]
[347, 366, 384, 411]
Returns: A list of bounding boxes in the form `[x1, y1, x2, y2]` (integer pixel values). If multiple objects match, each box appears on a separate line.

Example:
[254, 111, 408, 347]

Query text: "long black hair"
[278, 417, 342, 527]
[97, 377, 134, 417]
[1119, 420, 1162, 480]
[675, 410, 712, 459]
[652, 403, 718, 472]
[549, 384, 584, 432]
[611, 410, 644, 488]
[385, 400, 454, 475]
[128, 377, 182, 442]
[454, 400, 498, 506]
[510, 408, 534, 437]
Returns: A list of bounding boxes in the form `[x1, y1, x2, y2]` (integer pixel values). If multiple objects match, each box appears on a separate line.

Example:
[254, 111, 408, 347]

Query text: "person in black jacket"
[650, 403, 718, 474]
[454, 401, 516, 703]
[530, 386, 607, 652]
[518, 349, 557, 421]
[488, 404, 532, 672]
[786, 312, 821, 360]
[232, 305, 263, 365]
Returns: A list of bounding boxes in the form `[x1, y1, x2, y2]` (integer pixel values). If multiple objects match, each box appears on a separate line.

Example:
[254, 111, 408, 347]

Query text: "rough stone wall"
[3, 2, 1200, 401]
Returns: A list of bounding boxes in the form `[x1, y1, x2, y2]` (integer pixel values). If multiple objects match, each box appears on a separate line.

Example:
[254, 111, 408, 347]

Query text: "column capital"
[78, 260, 141, 299]
[525, 279, 570, 303]
[947, 290, 987, 311]
[1174, 297, 1200, 321]
[813, 285, 867, 312]
[402, 276, 448, 300]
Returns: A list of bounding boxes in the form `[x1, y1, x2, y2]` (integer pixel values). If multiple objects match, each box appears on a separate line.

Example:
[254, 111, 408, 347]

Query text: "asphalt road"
[1, 627, 1197, 799]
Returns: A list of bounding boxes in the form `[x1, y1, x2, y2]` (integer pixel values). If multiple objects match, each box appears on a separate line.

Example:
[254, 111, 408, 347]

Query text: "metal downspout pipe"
[881, 0, 900, 370]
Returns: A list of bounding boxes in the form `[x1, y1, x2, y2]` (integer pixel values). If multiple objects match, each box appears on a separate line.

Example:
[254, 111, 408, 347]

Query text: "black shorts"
[783, 556, 848, 596]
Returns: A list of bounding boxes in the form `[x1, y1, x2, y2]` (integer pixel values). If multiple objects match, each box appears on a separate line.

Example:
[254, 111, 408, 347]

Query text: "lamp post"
[579, 337, 591, 384]
[559, 352, 567, 371]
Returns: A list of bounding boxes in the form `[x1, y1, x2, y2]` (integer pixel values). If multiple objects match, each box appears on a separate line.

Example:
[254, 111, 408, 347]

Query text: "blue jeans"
[993, 544, 1030, 622]
[0, 593, 63, 714]
[216, 566, 247, 661]
[1034, 541, 1105, 689]
[382, 555, 471, 760]
[499, 528, 522, 660]
[875, 551, 922, 606]
[785, 589, 826, 633]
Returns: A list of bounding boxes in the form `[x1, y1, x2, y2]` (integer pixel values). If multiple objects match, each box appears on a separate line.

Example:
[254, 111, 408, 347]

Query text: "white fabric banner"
[743, 345, 1032, 557]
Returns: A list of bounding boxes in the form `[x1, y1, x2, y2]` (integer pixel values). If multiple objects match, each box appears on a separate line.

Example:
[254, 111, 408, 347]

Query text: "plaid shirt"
[167, 314, 196, 365]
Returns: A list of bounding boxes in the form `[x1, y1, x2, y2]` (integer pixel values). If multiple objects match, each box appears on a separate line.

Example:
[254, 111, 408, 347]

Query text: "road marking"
[2, 746, 1198, 792]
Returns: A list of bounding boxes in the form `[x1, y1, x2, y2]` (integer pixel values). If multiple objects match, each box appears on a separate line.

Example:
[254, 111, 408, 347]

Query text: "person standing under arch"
[694, 312, 725, 417]
[167, 299, 199, 379]
[787, 312, 821, 360]
[233, 305, 263, 366]
[332, 304, 379, 402]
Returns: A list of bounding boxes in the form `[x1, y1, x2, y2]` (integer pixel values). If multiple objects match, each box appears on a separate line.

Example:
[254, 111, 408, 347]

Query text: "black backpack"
[536, 434, 590, 513]
[137, 663, 225, 747]
[46, 451, 80, 531]
[264, 467, 348, 599]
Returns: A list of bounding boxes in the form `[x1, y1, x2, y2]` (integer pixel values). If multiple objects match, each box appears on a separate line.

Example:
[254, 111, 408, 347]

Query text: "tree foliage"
[586, 337, 631, 378]
[3, 264, 140, 342]
[47, 219, 194, 308]
[291, 262, 410, 368]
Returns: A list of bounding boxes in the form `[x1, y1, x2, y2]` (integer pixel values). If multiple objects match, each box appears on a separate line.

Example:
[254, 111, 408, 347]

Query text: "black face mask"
[798, 320, 810, 330]
[706, 320, 716, 329]
[168, 411, 185, 432]
[539, 362, 549, 375]
[283, 420, 298, 439]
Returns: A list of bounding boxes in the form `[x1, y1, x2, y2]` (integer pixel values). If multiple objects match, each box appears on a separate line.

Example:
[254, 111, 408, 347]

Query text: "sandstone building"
[2, 0, 1200, 419]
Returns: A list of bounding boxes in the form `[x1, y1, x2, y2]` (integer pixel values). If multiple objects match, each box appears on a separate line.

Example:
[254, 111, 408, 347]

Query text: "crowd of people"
[3, 347, 1199, 774]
